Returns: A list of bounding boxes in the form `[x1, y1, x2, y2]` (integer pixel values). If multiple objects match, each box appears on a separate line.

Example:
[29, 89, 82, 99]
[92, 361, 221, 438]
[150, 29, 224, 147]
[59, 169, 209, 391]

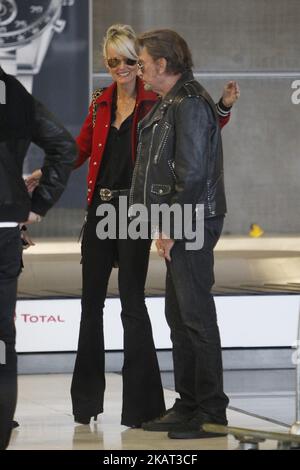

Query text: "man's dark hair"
[137, 29, 193, 75]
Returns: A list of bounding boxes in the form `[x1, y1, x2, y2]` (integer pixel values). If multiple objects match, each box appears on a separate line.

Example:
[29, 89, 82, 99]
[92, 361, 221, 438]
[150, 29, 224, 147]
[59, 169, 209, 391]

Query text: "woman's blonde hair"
[102, 24, 137, 60]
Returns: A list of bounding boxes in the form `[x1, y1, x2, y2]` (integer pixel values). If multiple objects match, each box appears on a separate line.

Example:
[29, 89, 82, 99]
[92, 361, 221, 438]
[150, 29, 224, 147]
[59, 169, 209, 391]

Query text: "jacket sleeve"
[170, 96, 212, 214]
[30, 99, 78, 216]
[216, 98, 231, 129]
[74, 102, 93, 169]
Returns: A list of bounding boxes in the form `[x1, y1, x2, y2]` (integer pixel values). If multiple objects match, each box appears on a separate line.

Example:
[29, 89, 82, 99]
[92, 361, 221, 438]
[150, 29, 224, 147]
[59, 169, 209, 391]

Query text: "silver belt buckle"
[99, 188, 113, 201]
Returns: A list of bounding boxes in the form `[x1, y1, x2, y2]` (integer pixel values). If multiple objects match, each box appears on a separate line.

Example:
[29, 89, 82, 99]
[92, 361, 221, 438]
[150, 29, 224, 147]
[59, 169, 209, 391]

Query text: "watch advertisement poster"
[0, 0, 90, 235]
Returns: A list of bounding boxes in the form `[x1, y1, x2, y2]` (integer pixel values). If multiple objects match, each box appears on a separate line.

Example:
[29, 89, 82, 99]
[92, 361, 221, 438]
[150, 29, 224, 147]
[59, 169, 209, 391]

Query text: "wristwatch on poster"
[0, 0, 74, 92]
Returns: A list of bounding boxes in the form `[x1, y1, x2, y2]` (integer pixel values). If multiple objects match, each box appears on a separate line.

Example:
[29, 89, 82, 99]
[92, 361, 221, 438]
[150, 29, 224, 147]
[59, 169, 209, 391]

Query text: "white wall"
[15, 295, 300, 352]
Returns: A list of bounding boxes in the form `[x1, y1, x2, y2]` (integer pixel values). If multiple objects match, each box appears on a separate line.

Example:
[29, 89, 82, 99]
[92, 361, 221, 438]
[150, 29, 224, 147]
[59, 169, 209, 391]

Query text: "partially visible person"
[129, 29, 239, 439]
[0, 66, 77, 450]
[25, 24, 239, 429]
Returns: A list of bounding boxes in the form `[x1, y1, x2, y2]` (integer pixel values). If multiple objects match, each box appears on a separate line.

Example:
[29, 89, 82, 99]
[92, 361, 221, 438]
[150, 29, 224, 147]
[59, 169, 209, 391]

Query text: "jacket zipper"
[129, 110, 161, 209]
[154, 123, 171, 164]
[144, 123, 158, 205]
[207, 180, 212, 213]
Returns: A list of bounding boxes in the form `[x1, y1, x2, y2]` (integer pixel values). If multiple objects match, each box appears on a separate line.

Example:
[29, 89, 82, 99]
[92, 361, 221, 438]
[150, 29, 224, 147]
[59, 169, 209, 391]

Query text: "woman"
[71, 24, 166, 427]
[26, 24, 238, 427]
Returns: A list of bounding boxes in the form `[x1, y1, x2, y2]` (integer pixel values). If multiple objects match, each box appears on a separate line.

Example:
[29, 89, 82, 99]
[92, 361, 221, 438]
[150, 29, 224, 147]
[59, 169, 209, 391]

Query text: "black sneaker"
[142, 408, 192, 432]
[168, 413, 228, 439]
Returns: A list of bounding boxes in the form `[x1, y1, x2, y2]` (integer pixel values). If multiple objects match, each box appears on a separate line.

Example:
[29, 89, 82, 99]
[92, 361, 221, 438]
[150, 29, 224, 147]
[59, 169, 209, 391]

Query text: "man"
[129, 30, 236, 439]
[0, 66, 77, 450]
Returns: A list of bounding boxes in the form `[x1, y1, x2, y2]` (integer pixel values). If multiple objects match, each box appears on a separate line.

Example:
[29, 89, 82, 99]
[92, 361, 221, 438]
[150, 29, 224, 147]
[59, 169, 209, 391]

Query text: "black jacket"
[0, 68, 77, 222]
[129, 70, 226, 236]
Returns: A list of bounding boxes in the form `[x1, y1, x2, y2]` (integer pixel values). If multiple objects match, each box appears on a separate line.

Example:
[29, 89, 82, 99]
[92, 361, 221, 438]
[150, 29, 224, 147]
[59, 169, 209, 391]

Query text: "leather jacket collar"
[161, 69, 194, 106]
[143, 70, 194, 126]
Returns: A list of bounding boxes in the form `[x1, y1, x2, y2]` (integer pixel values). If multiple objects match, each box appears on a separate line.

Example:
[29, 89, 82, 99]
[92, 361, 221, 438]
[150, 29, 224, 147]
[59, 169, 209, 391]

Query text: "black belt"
[97, 188, 129, 201]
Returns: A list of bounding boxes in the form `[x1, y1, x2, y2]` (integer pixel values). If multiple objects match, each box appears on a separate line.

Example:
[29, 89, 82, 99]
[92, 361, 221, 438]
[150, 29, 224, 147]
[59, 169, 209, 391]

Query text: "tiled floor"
[8, 373, 291, 450]
[229, 393, 295, 427]
[162, 370, 296, 426]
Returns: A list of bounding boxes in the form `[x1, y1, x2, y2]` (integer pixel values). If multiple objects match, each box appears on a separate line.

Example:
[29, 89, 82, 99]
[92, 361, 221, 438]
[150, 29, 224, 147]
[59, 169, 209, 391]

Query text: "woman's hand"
[221, 81, 240, 107]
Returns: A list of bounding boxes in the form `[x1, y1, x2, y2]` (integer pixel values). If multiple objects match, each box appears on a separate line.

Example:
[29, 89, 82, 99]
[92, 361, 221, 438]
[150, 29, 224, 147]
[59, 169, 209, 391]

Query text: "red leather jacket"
[75, 77, 230, 205]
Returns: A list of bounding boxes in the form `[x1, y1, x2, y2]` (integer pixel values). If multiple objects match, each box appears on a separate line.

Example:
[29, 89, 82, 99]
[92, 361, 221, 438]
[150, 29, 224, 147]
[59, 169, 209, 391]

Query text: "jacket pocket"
[151, 184, 171, 196]
[153, 122, 171, 164]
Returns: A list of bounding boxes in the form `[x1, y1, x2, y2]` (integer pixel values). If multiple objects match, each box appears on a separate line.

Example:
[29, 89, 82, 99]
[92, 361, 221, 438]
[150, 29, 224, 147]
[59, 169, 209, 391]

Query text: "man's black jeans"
[0, 227, 22, 450]
[165, 216, 229, 421]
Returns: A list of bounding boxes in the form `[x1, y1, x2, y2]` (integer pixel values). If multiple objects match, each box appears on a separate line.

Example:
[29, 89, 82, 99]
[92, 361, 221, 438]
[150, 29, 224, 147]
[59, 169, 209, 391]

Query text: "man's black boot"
[168, 412, 228, 439]
[142, 408, 192, 432]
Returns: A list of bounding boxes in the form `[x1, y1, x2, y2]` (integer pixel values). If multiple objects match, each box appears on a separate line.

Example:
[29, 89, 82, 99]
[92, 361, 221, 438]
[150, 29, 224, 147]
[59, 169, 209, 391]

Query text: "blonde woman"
[71, 24, 165, 427]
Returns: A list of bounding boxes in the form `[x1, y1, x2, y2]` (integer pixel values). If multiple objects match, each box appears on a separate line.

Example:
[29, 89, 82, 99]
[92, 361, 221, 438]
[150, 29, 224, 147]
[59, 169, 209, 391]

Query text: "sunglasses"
[107, 57, 137, 68]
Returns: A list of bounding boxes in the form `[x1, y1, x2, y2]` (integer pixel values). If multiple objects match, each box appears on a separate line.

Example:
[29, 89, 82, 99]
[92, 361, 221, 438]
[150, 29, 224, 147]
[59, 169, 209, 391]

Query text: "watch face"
[0, 0, 62, 47]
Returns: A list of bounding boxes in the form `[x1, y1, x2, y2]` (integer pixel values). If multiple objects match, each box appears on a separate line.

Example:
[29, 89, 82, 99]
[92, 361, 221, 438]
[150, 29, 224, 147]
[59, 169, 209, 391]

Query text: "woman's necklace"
[117, 94, 136, 110]
[116, 94, 136, 118]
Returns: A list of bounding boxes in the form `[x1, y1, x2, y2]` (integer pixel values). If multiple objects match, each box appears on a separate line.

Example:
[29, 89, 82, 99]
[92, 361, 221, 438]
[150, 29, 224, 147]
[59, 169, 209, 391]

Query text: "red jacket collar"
[95, 76, 157, 106]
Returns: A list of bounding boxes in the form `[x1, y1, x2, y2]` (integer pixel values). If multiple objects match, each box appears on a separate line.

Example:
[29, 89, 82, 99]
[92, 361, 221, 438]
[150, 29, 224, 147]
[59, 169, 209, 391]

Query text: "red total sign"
[18, 314, 65, 323]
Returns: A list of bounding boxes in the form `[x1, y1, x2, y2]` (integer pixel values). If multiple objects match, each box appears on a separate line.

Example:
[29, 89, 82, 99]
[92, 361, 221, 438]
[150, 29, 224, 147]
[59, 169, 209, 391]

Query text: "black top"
[96, 98, 134, 190]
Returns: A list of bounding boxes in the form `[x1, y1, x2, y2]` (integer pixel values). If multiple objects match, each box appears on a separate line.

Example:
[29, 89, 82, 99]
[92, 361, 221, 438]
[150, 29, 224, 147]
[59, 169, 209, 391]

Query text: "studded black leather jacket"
[129, 70, 227, 234]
